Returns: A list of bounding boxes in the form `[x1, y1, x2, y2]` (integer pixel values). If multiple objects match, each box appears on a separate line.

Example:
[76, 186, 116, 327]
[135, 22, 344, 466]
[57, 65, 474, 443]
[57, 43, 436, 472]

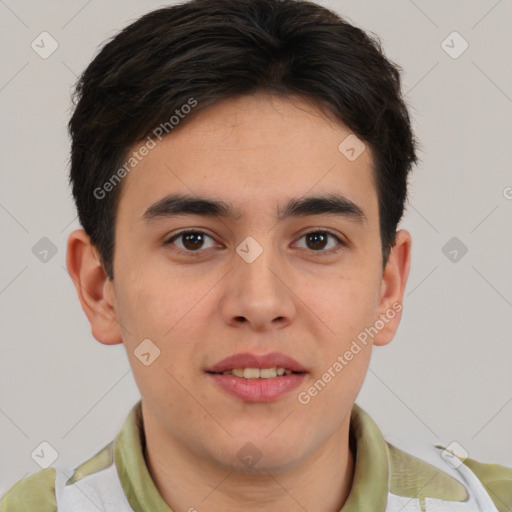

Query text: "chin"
[211, 434, 306, 474]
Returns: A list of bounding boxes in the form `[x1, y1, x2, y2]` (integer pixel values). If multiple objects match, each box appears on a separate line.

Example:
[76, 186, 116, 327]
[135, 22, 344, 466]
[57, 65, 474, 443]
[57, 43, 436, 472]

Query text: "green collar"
[342, 402, 390, 510]
[113, 401, 170, 512]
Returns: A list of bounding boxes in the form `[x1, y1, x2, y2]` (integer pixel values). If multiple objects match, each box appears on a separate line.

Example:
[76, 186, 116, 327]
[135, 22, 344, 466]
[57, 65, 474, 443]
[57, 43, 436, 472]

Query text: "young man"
[2, 0, 510, 510]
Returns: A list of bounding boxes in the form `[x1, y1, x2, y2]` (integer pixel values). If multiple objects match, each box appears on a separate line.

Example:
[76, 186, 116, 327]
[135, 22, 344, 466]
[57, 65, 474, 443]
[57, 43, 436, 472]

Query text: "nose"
[219, 238, 297, 333]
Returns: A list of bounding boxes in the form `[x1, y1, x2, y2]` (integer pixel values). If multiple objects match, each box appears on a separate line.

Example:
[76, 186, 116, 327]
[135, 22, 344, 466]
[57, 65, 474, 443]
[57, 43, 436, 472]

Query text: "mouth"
[205, 352, 308, 402]
[205, 351, 308, 374]
[207, 366, 303, 378]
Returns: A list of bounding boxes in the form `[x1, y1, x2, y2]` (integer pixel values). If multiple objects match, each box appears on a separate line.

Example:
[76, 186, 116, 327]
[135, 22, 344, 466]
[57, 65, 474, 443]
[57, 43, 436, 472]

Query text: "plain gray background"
[1, 0, 511, 494]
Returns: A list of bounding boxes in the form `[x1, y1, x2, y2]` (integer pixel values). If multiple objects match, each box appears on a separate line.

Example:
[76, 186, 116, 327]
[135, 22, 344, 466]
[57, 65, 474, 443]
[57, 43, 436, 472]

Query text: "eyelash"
[163, 229, 345, 257]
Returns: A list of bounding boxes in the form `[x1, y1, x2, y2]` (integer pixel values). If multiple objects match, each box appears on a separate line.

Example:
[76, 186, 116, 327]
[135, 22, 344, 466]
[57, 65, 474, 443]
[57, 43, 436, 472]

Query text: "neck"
[142, 411, 355, 512]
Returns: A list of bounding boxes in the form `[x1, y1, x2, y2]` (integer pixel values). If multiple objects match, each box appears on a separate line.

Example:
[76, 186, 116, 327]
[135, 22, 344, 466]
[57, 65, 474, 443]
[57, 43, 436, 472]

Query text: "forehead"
[116, 93, 378, 223]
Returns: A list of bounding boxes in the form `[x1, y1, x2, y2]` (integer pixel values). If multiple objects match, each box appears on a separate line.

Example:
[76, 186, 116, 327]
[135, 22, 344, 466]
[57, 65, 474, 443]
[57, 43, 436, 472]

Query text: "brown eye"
[295, 230, 344, 253]
[181, 232, 205, 250]
[305, 232, 328, 250]
[165, 230, 218, 254]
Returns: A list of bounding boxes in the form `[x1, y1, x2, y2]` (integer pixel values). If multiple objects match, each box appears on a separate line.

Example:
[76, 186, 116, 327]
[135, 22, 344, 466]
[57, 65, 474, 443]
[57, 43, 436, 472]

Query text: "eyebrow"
[141, 192, 366, 224]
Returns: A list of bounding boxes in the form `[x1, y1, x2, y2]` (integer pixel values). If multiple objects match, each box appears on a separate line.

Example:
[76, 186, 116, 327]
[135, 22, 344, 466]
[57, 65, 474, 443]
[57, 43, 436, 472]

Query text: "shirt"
[2, 400, 511, 511]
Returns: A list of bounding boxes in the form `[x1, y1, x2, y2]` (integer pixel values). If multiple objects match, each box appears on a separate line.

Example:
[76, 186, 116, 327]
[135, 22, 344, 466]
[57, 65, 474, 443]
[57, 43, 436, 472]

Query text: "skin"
[67, 93, 411, 512]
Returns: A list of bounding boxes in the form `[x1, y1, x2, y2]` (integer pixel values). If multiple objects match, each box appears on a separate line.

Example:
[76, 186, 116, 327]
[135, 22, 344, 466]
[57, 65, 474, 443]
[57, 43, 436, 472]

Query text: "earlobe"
[373, 229, 412, 347]
[66, 229, 123, 345]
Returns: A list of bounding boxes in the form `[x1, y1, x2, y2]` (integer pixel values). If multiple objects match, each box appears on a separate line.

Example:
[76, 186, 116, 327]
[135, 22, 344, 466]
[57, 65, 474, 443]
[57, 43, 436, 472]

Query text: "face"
[70, 93, 410, 472]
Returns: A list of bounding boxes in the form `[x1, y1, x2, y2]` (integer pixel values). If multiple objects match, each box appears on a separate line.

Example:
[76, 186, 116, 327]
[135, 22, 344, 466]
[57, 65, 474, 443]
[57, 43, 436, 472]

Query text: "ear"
[66, 229, 122, 345]
[372, 229, 411, 347]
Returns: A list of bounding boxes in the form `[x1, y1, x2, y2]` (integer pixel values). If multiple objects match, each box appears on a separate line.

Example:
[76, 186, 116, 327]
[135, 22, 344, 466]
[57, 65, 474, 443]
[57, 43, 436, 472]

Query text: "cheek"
[316, 271, 381, 395]
[113, 265, 175, 341]
[114, 262, 217, 352]
[112, 268, 199, 404]
[313, 272, 381, 338]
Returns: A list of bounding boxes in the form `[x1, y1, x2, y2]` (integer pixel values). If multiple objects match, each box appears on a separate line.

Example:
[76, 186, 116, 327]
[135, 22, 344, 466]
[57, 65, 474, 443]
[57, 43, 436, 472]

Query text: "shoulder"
[1, 441, 115, 512]
[386, 442, 469, 502]
[463, 456, 512, 511]
[386, 440, 512, 511]
[0, 468, 57, 512]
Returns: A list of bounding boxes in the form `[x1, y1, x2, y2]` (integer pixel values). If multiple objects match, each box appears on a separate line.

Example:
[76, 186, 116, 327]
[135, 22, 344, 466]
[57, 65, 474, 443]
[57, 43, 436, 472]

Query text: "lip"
[205, 351, 308, 373]
[205, 352, 308, 403]
[207, 373, 307, 402]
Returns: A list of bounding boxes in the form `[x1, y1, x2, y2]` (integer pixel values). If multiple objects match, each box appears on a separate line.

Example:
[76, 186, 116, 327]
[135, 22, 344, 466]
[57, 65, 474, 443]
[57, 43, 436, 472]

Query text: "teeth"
[259, 368, 277, 378]
[220, 367, 294, 379]
[244, 367, 262, 379]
